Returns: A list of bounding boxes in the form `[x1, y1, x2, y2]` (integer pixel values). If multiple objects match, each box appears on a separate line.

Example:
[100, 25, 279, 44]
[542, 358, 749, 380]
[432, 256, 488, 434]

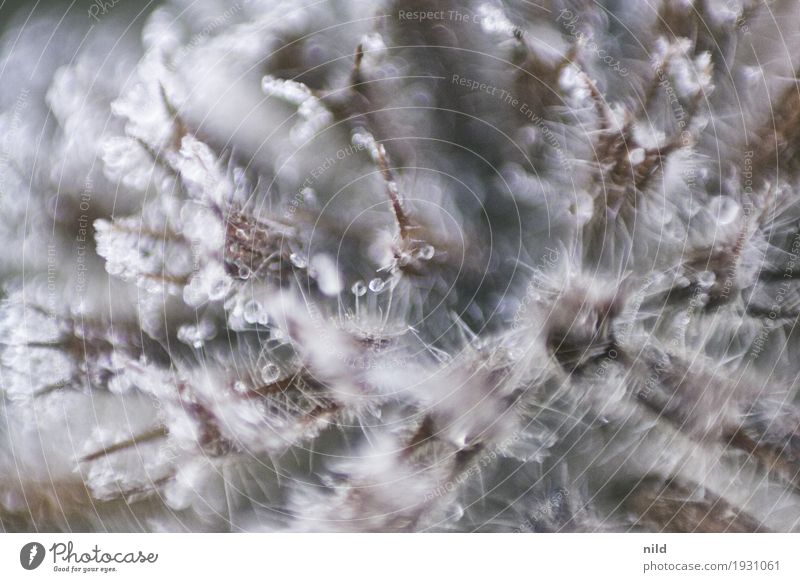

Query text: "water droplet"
[351, 132, 368, 148]
[260, 362, 280, 384]
[177, 321, 217, 348]
[709, 196, 740, 225]
[243, 299, 263, 324]
[289, 252, 308, 268]
[418, 244, 435, 260]
[351, 281, 367, 296]
[368, 278, 386, 293]
[209, 278, 231, 300]
[238, 265, 252, 279]
[629, 148, 646, 166]
[233, 381, 248, 394]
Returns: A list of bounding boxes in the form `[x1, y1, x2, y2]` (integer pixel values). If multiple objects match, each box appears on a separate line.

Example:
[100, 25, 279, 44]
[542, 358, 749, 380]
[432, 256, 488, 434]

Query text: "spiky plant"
[1, 0, 800, 532]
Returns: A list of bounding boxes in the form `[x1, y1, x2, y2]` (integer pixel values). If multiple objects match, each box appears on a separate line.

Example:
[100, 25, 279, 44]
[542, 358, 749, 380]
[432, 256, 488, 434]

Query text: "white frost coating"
[175, 135, 233, 207]
[262, 75, 333, 144]
[1, 0, 799, 535]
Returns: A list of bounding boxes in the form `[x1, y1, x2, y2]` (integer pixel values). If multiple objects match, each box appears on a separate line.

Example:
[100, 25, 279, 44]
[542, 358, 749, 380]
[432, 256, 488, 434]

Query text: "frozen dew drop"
[368, 278, 386, 293]
[418, 244, 435, 260]
[709, 196, 740, 225]
[260, 362, 280, 384]
[176, 333, 203, 349]
[628, 148, 646, 166]
[351, 280, 367, 296]
[243, 299, 263, 324]
[351, 131, 368, 148]
[238, 264, 252, 279]
[177, 321, 216, 348]
[233, 381, 248, 394]
[209, 277, 231, 301]
[289, 252, 308, 269]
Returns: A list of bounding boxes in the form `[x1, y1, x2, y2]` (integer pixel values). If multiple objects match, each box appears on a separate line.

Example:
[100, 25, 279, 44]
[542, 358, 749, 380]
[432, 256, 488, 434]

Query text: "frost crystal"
[2, 0, 800, 535]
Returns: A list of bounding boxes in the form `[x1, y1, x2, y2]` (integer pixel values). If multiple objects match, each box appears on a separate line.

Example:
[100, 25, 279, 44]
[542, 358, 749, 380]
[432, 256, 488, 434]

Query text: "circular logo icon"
[20, 542, 46, 570]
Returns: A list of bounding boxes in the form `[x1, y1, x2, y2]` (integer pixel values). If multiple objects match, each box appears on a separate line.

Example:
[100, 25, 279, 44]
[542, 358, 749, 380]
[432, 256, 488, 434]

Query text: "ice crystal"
[2, 0, 800, 534]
